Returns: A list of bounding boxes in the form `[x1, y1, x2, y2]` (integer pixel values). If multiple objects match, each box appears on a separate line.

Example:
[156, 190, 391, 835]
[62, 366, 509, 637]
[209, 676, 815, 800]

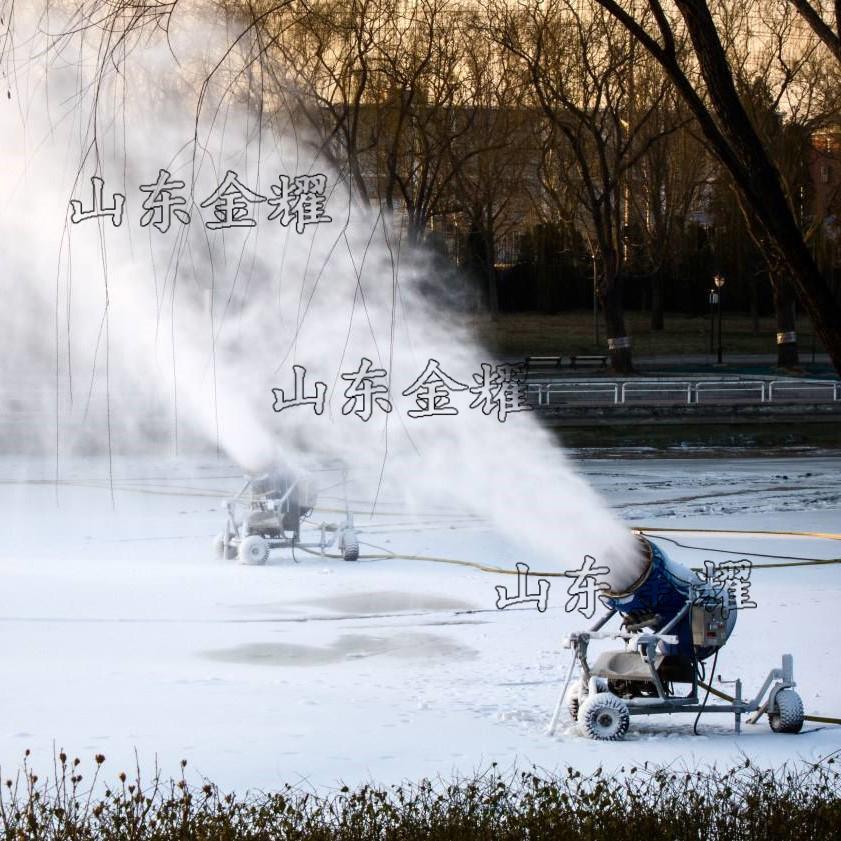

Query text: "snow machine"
[213, 466, 359, 565]
[550, 535, 804, 740]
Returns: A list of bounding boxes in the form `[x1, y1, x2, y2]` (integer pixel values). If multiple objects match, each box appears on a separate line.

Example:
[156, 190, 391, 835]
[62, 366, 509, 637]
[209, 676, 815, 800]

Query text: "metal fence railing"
[528, 379, 841, 407]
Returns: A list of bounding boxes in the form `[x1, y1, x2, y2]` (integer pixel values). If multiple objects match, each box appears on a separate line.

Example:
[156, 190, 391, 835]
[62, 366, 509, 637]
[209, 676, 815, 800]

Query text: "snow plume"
[0, 1, 637, 573]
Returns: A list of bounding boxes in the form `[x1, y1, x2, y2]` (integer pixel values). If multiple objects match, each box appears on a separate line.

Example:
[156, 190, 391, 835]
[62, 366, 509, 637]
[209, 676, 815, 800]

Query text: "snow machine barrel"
[603, 536, 737, 663]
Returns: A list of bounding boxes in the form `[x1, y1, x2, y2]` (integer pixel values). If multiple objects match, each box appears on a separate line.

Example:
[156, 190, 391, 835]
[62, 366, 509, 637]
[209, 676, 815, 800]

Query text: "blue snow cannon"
[556, 535, 803, 742]
[603, 537, 737, 661]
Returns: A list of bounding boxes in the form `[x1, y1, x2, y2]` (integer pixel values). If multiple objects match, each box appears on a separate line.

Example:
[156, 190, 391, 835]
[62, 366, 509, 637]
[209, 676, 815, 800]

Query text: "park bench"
[569, 354, 608, 369]
[525, 356, 564, 376]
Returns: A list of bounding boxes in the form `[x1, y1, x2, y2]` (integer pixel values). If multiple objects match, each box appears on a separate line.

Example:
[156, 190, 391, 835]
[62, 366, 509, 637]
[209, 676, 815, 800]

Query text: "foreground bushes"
[1, 752, 840, 840]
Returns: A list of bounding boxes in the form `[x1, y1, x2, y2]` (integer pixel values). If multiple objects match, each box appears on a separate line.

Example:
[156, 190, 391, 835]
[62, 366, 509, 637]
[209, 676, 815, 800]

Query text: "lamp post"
[713, 273, 726, 364]
[708, 288, 717, 355]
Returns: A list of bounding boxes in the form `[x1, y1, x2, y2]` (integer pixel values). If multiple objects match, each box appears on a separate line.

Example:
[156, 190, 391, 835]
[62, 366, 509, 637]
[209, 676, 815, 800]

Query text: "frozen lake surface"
[1, 454, 840, 790]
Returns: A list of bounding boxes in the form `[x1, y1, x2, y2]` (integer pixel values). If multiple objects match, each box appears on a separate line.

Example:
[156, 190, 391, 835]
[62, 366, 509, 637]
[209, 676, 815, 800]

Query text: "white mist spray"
[1, 3, 640, 577]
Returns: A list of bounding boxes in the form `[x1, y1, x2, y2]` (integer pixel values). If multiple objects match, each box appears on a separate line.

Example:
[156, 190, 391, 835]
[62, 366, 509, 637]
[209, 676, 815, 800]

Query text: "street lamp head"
[713, 273, 726, 289]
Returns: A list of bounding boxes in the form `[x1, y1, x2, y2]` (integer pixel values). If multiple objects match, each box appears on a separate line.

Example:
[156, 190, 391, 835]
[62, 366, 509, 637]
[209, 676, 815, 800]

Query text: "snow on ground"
[1, 453, 840, 791]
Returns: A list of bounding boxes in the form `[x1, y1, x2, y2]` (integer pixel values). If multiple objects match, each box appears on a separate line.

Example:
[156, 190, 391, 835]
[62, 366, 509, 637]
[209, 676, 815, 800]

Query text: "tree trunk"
[750, 275, 760, 336]
[650, 269, 665, 331]
[600, 250, 634, 373]
[771, 276, 800, 368]
[487, 261, 499, 318]
[466, 225, 496, 315]
[485, 206, 499, 319]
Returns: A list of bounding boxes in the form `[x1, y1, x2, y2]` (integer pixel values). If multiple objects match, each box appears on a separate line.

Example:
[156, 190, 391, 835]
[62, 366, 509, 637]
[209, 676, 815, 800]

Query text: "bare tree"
[592, 0, 841, 375]
[627, 98, 710, 331]
[786, 0, 841, 63]
[260, 0, 504, 245]
[487, 0, 681, 371]
[713, 0, 841, 366]
[450, 26, 536, 315]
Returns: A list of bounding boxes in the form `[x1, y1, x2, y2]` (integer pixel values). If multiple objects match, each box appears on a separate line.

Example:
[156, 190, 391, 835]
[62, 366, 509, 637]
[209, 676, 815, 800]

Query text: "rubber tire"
[578, 692, 630, 741]
[341, 531, 359, 562]
[238, 535, 269, 566]
[567, 677, 607, 722]
[566, 679, 585, 722]
[769, 689, 804, 734]
[213, 532, 237, 561]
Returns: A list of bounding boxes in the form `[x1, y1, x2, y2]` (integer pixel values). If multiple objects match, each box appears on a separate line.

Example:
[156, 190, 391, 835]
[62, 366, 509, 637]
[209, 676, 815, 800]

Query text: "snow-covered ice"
[1, 453, 840, 790]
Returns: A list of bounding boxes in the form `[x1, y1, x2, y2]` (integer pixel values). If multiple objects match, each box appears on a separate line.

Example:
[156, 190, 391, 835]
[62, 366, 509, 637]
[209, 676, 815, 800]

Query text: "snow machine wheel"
[769, 689, 804, 734]
[340, 529, 359, 562]
[566, 679, 585, 722]
[238, 535, 269, 566]
[578, 692, 630, 741]
[213, 532, 237, 561]
[567, 677, 608, 722]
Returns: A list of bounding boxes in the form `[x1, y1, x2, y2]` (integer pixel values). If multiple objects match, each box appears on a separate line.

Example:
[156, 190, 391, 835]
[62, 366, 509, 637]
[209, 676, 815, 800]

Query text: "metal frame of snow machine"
[548, 606, 802, 741]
